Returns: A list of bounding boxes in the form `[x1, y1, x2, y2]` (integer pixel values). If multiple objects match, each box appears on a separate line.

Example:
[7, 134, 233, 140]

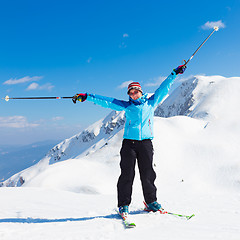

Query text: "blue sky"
[1, 0, 240, 145]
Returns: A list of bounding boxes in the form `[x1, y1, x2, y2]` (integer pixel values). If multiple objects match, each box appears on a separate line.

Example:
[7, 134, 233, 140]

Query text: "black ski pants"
[117, 139, 157, 207]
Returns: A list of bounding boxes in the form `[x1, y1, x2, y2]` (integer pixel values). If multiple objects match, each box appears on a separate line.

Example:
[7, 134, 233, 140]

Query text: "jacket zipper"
[127, 120, 131, 136]
[139, 108, 142, 139]
[149, 119, 153, 136]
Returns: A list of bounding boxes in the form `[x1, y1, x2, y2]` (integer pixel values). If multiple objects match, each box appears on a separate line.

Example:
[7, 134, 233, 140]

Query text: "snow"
[0, 188, 239, 239]
[1, 75, 240, 239]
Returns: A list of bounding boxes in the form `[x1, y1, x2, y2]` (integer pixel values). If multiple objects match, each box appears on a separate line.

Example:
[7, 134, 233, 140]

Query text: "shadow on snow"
[0, 210, 144, 224]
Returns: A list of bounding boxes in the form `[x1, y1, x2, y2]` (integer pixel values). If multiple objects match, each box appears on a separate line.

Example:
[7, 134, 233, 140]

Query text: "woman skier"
[73, 65, 186, 217]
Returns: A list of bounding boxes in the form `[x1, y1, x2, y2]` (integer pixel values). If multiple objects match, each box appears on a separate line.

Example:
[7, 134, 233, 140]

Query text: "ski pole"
[183, 26, 219, 66]
[3, 95, 74, 102]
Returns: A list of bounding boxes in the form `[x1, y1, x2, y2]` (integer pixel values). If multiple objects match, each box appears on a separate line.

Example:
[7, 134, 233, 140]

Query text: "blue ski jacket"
[86, 71, 177, 140]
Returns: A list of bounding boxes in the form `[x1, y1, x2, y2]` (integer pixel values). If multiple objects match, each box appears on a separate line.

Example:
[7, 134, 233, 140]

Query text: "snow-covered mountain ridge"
[155, 75, 240, 120]
[2, 74, 240, 190]
[1, 110, 125, 187]
[47, 110, 125, 164]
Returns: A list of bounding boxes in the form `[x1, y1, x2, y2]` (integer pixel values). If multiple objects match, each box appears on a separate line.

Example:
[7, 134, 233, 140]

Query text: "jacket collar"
[129, 93, 148, 105]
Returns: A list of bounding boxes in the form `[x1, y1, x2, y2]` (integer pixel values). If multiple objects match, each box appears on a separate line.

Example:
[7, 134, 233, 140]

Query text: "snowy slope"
[155, 75, 240, 120]
[1, 75, 240, 240]
[0, 187, 239, 240]
[1, 110, 125, 187]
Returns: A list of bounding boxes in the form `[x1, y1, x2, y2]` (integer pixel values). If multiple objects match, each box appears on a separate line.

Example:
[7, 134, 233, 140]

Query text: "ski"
[115, 210, 136, 228]
[143, 201, 195, 220]
[166, 211, 195, 220]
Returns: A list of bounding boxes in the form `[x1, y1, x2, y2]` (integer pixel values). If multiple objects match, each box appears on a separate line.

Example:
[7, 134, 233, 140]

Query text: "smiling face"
[128, 89, 142, 100]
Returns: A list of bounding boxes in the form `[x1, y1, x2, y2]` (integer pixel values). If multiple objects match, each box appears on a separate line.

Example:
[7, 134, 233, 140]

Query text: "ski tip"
[187, 214, 195, 220]
[126, 223, 136, 228]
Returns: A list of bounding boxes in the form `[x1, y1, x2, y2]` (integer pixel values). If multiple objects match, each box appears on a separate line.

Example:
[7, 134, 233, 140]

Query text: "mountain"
[1, 110, 126, 188]
[2, 74, 240, 191]
[1, 75, 240, 239]
[2, 75, 240, 189]
[155, 75, 240, 120]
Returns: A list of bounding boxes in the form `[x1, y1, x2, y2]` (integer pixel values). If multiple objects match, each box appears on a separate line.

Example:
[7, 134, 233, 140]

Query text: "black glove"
[173, 65, 187, 75]
[72, 93, 87, 104]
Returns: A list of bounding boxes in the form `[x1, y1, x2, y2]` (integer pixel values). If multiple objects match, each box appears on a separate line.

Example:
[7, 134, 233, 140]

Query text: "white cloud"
[26, 83, 54, 91]
[119, 33, 129, 48]
[119, 42, 127, 48]
[87, 57, 92, 63]
[52, 116, 64, 121]
[26, 82, 39, 90]
[3, 76, 43, 85]
[201, 20, 226, 30]
[226, 6, 231, 11]
[0, 116, 39, 128]
[118, 80, 133, 89]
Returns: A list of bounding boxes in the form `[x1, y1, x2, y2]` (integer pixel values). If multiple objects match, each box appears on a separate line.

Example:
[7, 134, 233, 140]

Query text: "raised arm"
[149, 65, 186, 108]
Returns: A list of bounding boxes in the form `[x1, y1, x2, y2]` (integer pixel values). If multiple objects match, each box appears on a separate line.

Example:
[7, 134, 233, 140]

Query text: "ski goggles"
[128, 90, 140, 96]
